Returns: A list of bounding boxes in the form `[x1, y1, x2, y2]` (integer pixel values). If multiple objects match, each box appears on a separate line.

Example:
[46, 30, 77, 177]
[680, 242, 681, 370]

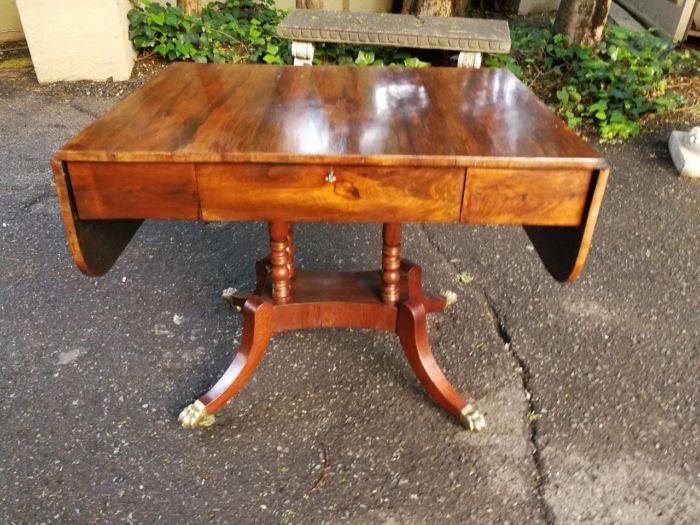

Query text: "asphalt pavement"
[0, 83, 698, 524]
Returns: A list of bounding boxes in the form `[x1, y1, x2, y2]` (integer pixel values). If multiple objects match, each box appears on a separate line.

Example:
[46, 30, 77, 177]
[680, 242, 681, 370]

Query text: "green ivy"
[313, 44, 430, 67]
[128, 0, 430, 67]
[485, 23, 700, 141]
[128, 0, 291, 64]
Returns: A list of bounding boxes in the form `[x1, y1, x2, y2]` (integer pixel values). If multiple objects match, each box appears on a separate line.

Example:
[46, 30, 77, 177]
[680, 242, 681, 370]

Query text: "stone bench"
[276, 9, 511, 68]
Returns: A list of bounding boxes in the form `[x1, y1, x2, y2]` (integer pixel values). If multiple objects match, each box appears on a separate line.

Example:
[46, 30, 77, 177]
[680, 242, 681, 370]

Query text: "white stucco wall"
[16, 0, 136, 83]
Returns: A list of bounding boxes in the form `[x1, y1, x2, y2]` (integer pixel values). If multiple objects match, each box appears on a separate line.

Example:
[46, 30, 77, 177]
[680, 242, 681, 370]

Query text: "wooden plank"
[616, 0, 698, 40]
[54, 64, 605, 171]
[610, 1, 647, 32]
[51, 158, 142, 277]
[69, 162, 199, 220]
[461, 168, 592, 226]
[525, 169, 610, 282]
[197, 164, 465, 223]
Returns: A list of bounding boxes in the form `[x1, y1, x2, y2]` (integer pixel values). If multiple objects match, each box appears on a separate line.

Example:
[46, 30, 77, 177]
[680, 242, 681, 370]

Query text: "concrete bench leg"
[457, 52, 482, 69]
[291, 42, 315, 66]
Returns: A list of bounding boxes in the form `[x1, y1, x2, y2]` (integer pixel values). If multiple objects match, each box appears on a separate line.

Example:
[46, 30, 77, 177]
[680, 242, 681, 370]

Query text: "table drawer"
[197, 164, 465, 223]
[461, 168, 593, 226]
[69, 162, 199, 220]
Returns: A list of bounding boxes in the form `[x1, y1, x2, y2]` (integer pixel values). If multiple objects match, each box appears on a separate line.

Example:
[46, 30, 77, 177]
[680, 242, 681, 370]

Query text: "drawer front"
[198, 164, 465, 223]
[461, 168, 593, 226]
[69, 162, 199, 220]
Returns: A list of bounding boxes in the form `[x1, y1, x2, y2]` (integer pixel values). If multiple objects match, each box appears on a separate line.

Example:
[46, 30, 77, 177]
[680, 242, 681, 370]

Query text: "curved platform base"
[180, 260, 484, 431]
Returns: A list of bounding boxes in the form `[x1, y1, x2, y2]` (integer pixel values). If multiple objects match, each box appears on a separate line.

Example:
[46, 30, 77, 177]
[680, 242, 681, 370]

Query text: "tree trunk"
[402, 0, 470, 17]
[554, 0, 612, 47]
[296, 0, 324, 8]
[179, 0, 205, 15]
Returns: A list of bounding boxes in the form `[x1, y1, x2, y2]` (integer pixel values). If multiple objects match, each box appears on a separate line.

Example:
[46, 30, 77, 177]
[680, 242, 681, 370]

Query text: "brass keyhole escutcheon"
[325, 168, 336, 184]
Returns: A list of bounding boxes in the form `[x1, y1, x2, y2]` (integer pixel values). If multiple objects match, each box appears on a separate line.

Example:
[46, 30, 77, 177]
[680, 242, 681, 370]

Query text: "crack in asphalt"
[418, 224, 555, 525]
[69, 101, 101, 119]
[23, 189, 54, 210]
[483, 294, 555, 525]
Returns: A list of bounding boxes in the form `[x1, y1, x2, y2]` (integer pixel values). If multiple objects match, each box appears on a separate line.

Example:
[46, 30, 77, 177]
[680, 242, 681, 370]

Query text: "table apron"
[66, 161, 595, 227]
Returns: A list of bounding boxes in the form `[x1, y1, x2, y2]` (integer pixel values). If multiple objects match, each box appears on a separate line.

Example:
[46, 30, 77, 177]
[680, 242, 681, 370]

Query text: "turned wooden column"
[382, 223, 402, 305]
[286, 224, 295, 280]
[269, 221, 291, 304]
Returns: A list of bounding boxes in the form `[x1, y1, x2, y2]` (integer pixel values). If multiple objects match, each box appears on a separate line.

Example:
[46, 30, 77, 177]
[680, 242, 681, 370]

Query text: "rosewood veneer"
[52, 64, 609, 430]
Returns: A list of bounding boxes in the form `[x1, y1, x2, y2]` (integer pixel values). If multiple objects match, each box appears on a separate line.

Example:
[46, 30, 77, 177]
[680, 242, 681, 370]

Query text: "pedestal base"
[179, 259, 485, 432]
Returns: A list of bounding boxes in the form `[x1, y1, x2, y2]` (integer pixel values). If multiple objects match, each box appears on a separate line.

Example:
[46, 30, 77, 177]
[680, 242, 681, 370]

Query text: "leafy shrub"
[485, 23, 700, 141]
[313, 45, 430, 67]
[128, 0, 430, 67]
[128, 0, 291, 64]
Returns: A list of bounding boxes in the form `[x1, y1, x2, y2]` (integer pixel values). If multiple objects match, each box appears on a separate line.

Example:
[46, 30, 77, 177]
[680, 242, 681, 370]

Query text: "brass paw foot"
[221, 287, 238, 301]
[460, 405, 486, 432]
[441, 290, 458, 306]
[178, 400, 216, 429]
[222, 287, 247, 311]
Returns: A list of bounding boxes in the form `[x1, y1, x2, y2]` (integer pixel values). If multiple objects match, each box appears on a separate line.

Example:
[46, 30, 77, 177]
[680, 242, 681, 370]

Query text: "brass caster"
[460, 405, 486, 432]
[441, 290, 458, 307]
[221, 287, 238, 301]
[178, 400, 216, 429]
[221, 287, 247, 311]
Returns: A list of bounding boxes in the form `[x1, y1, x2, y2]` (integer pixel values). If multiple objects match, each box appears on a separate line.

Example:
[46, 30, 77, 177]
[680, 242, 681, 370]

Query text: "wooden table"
[52, 63, 608, 431]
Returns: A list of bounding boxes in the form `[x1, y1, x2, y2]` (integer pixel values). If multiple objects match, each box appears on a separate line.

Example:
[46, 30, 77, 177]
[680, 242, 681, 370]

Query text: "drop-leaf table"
[52, 63, 608, 431]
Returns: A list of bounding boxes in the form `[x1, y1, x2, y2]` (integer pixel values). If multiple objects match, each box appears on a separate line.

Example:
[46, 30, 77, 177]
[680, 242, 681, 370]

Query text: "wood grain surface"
[51, 63, 609, 282]
[51, 159, 142, 276]
[462, 168, 592, 225]
[54, 63, 605, 170]
[197, 163, 464, 222]
[70, 162, 199, 220]
[525, 169, 610, 282]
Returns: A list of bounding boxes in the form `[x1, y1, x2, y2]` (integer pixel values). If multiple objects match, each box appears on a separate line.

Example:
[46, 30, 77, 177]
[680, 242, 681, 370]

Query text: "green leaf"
[165, 12, 181, 27]
[587, 100, 608, 113]
[127, 9, 144, 25]
[504, 62, 523, 78]
[151, 11, 166, 26]
[133, 35, 156, 49]
[154, 43, 169, 56]
[566, 114, 582, 128]
[404, 57, 430, 68]
[556, 87, 569, 104]
[527, 411, 544, 422]
[355, 50, 375, 66]
[457, 271, 474, 285]
[263, 53, 283, 64]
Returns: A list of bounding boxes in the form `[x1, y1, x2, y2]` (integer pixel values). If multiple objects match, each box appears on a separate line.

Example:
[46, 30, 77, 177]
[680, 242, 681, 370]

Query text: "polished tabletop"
[49, 63, 611, 434]
[56, 63, 604, 169]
